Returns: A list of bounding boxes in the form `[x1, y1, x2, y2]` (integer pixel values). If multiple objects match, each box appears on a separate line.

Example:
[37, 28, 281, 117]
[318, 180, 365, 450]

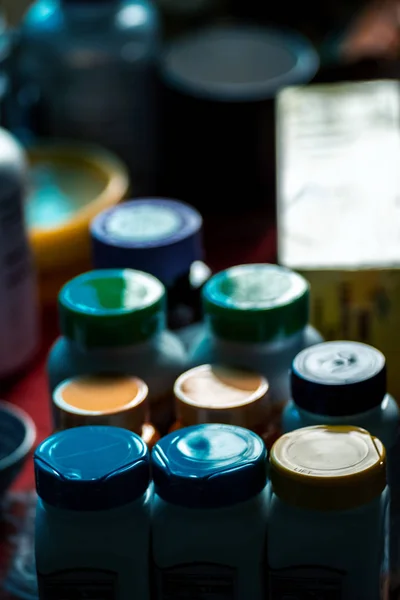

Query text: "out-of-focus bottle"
[15, 0, 160, 195]
[90, 198, 211, 342]
[0, 127, 38, 380]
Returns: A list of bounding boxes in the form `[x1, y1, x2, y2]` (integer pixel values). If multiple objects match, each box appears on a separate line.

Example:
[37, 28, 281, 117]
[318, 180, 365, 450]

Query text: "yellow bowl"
[26, 142, 130, 305]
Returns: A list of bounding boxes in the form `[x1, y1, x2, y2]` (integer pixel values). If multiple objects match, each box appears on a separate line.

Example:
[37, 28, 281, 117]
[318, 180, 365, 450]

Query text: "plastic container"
[53, 374, 159, 448]
[47, 269, 187, 433]
[0, 127, 39, 379]
[34, 426, 152, 600]
[268, 425, 388, 600]
[91, 198, 211, 335]
[172, 363, 279, 448]
[283, 341, 399, 469]
[190, 264, 323, 435]
[27, 142, 129, 306]
[16, 0, 160, 195]
[283, 340, 400, 587]
[152, 423, 269, 600]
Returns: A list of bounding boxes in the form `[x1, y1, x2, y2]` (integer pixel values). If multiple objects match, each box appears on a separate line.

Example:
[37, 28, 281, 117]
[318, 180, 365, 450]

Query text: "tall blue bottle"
[17, 0, 160, 194]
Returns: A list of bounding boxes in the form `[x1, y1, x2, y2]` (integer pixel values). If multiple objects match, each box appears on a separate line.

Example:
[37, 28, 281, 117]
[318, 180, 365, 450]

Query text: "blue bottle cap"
[34, 426, 150, 511]
[91, 199, 204, 287]
[152, 424, 267, 509]
[291, 341, 387, 417]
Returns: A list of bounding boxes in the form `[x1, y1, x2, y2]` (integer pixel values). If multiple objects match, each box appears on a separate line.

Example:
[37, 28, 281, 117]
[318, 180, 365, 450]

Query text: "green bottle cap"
[59, 269, 166, 347]
[203, 264, 309, 343]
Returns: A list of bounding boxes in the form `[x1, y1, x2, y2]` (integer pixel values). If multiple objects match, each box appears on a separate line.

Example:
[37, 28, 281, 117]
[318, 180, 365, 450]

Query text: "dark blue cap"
[152, 424, 267, 509]
[34, 426, 150, 511]
[291, 341, 387, 417]
[91, 199, 204, 287]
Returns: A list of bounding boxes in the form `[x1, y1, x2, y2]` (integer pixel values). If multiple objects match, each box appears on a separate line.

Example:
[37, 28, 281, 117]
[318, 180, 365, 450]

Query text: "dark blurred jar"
[159, 24, 319, 217]
[12, 0, 160, 195]
[91, 198, 211, 335]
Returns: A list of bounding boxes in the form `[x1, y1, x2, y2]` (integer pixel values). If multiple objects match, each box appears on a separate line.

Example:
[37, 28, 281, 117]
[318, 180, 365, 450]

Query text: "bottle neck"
[211, 327, 305, 355]
[67, 335, 157, 358]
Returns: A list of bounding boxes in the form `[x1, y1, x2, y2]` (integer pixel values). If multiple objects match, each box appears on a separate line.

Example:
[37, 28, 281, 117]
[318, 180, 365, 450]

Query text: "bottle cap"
[58, 269, 165, 347]
[91, 199, 204, 287]
[203, 264, 309, 342]
[291, 341, 387, 416]
[152, 424, 267, 508]
[270, 425, 386, 511]
[174, 364, 268, 432]
[52, 375, 148, 434]
[34, 426, 150, 510]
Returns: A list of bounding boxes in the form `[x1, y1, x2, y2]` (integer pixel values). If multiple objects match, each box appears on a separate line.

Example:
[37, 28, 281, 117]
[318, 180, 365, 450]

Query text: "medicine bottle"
[35, 426, 152, 600]
[47, 269, 187, 433]
[283, 341, 399, 467]
[52, 374, 159, 448]
[190, 264, 322, 430]
[172, 363, 279, 448]
[283, 340, 400, 586]
[90, 198, 211, 339]
[16, 0, 160, 195]
[152, 423, 269, 600]
[268, 425, 388, 600]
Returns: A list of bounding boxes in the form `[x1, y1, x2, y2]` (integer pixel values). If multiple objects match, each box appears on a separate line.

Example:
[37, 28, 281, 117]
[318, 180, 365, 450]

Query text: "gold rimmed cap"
[270, 425, 386, 511]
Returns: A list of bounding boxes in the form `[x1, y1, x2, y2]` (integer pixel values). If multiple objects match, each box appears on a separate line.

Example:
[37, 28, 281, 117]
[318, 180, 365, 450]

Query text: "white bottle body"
[268, 485, 389, 600]
[35, 489, 152, 600]
[152, 487, 269, 600]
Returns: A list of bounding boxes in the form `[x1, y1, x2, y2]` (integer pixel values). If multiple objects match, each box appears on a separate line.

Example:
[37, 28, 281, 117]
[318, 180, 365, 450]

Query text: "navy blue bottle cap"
[291, 341, 387, 417]
[34, 426, 150, 511]
[152, 424, 267, 509]
[91, 198, 204, 287]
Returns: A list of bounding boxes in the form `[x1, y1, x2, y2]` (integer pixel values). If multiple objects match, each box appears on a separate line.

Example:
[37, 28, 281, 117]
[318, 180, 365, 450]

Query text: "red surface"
[4, 220, 277, 492]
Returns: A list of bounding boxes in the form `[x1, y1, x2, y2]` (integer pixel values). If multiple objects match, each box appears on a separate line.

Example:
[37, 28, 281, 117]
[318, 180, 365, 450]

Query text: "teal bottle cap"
[59, 269, 166, 347]
[203, 264, 309, 343]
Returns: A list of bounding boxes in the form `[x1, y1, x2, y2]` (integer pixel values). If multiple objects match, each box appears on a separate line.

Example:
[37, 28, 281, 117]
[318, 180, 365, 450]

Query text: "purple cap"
[91, 198, 204, 286]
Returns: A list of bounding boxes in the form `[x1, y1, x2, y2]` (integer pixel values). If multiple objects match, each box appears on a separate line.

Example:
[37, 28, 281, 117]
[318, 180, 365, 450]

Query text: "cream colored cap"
[270, 425, 386, 511]
[174, 364, 269, 431]
[53, 375, 148, 434]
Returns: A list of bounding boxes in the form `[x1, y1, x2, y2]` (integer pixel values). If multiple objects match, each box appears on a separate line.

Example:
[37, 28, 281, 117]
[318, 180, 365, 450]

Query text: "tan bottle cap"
[53, 375, 148, 434]
[174, 364, 269, 431]
[270, 425, 386, 511]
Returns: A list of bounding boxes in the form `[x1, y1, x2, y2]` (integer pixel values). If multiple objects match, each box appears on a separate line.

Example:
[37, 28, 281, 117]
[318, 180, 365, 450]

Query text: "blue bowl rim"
[0, 401, 36, 471]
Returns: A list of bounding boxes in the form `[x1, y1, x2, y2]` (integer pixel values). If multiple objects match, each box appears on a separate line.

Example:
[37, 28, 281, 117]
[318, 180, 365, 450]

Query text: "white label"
[269, 566, 344, 599]
[155, 562, 236, 599]
[37, 569, 117, 600]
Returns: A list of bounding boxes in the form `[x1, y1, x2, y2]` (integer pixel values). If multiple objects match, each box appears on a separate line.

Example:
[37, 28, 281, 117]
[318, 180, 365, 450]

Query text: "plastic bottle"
[190, 264, 322, 433]
[283, 341, 399, 467]
[172, 363, 279, 448]
[282, 340, 400, 589]
[90, 198, 211, 341]
[268, 425, 388, 600]
[16, 0, 160, 194]
[34, 426, 152, 600]
[52, 374, 160, 447]
[47, 269, 187, 433]
[152, 423, 269, 600]
[0, 127, 38, 379]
